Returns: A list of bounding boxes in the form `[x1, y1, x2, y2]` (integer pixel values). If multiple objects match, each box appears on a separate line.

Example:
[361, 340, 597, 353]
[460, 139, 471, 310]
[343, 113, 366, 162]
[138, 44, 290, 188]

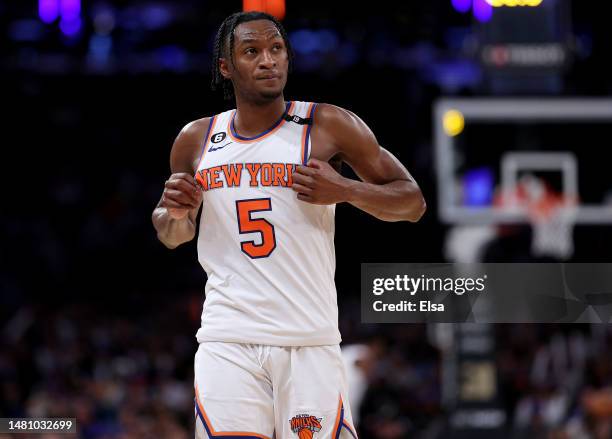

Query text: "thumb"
[307, 158, 323, 169]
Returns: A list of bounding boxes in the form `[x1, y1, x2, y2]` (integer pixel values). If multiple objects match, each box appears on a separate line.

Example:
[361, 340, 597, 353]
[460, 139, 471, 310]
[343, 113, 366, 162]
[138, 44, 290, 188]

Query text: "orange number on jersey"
[235, 198, 276, 259]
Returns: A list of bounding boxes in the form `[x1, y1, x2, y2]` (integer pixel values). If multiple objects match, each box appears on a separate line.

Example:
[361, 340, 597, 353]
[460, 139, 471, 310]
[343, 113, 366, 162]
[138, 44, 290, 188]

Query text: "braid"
[211, 11, 294, 101]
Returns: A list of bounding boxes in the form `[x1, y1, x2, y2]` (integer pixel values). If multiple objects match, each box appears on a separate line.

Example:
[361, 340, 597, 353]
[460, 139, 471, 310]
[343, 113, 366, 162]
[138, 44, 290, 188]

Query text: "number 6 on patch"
[235, 198, 276, 259]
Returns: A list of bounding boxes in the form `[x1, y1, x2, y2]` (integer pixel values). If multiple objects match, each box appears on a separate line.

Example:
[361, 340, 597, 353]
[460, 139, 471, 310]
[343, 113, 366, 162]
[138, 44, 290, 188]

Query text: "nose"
[258, 49, 276, 69]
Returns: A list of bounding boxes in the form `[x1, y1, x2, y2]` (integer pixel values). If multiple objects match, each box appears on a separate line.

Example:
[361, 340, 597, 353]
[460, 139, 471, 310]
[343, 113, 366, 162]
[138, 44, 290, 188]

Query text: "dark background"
[1, 1, 612, 438]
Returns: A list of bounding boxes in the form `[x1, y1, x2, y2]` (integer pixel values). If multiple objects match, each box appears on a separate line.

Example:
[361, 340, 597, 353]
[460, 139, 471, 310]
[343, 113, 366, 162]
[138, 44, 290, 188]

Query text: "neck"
[233, 95, 287, 137]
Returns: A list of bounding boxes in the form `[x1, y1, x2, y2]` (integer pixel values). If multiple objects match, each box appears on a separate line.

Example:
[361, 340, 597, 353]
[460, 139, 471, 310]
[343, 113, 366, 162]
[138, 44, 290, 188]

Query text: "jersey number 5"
[235, 198, 276, 259]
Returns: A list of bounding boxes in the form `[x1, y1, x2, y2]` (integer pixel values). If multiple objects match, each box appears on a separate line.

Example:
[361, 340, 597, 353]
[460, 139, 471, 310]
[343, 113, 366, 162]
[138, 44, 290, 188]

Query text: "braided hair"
[211, 11, 294, 100]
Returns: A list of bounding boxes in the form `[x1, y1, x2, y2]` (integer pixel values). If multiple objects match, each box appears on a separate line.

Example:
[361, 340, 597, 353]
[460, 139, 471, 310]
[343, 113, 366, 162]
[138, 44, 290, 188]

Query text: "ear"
[219, 57, 231, 80]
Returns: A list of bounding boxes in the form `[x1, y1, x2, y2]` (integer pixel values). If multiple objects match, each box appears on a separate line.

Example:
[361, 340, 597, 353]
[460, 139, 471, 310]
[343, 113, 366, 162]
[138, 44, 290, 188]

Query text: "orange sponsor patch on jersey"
[289, 414, 322, 439]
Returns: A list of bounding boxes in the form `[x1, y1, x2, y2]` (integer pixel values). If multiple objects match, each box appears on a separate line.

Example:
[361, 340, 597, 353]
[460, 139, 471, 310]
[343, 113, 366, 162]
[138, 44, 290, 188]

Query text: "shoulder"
[176, 116, 214, 143]
[312, 103, 377, 149]
[314, 103, 373, 135]
[171, 116, 214, 174]
[313, 102, 352, 123]
[289, 101, 352, 123]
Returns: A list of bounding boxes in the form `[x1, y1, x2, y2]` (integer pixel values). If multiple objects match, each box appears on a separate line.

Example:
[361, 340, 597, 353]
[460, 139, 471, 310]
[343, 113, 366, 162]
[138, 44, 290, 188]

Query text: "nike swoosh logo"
[209, 142, 233, 152]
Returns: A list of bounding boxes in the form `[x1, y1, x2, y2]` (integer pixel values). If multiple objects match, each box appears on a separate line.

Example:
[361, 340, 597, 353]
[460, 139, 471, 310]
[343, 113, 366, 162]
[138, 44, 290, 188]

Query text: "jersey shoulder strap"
[194, 110, 234, 171]
[284, 101, 317, 126]
[284, 101, 318, 164]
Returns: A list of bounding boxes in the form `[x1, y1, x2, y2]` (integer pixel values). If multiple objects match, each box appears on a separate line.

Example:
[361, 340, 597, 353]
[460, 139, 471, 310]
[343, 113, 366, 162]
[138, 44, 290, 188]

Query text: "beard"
[232, 77, 286, 105]
[243, 86, 284, 106]
[258, 87, 283, 100]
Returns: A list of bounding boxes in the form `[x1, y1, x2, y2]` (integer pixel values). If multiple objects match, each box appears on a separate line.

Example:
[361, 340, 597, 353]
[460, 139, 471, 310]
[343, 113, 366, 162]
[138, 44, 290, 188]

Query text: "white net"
[498, 174, 578, 260]
[530, 203, 577, 260]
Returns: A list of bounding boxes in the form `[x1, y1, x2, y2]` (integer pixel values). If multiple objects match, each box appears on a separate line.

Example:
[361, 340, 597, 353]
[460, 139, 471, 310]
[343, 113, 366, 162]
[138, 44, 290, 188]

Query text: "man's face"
[220, 20, 289, 102]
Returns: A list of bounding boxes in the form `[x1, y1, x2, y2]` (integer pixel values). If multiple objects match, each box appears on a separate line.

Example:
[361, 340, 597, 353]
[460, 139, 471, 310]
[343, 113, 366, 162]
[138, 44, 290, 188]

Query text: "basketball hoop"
[527, 191, 577, 260]
[494, 174, 578, 259]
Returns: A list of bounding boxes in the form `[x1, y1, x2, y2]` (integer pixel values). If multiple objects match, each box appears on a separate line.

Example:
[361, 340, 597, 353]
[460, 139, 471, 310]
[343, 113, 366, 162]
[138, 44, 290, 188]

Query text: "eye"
[272, 43, 283, 51]
[244, 47, 257, 55]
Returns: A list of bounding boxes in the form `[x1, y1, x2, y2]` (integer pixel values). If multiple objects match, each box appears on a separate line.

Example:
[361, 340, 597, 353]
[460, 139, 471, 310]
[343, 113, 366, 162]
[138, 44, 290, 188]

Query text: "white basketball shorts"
[193, 342, 358, 439]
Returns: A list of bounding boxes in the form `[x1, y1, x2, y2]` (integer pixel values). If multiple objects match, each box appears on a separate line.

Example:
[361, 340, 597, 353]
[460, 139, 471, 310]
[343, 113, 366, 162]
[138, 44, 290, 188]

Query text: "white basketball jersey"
[194, 101, 341, 346]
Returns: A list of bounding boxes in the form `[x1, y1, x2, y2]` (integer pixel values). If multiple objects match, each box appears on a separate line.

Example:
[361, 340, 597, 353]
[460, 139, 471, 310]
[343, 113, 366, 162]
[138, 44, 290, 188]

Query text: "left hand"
[291, 158, 352, 204]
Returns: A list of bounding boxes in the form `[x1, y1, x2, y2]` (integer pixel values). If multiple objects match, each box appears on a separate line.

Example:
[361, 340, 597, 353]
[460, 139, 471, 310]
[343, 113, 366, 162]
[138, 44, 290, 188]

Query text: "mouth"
[256, 74, 281, 81]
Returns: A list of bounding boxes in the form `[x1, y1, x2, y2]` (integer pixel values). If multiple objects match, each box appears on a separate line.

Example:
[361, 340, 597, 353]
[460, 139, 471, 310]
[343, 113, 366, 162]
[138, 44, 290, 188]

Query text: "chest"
[195, 121, 303, 192]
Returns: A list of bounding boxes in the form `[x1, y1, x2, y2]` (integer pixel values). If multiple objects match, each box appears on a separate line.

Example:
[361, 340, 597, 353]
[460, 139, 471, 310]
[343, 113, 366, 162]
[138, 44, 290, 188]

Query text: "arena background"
[1, 0, 612, 438]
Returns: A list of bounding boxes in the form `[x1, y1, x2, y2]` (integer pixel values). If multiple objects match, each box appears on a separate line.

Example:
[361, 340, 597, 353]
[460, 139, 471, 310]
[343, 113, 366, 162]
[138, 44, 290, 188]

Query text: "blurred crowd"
[496, 325, 612, 438]
[2, 297, 612, 438]
[0, 298, 198, 439]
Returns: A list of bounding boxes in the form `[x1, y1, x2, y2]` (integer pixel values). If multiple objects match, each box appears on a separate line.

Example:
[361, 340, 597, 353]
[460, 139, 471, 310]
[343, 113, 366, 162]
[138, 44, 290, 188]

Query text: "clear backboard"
[434, 98, 612, 225]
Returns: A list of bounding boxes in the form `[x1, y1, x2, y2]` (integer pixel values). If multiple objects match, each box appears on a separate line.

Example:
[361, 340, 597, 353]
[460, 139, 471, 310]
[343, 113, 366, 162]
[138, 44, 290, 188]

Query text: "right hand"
[160, 173, 203, 219]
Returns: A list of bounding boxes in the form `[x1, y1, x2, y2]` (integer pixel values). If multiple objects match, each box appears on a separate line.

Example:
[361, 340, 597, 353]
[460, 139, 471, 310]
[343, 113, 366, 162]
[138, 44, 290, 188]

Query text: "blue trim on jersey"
[303, 103, 317, 165]
[230, 101, 291, 141]
[197, 115, 217, 166]
[343, 421, 358, 439]
[194, 398, 265, 439]
[334, 402, 345, 439]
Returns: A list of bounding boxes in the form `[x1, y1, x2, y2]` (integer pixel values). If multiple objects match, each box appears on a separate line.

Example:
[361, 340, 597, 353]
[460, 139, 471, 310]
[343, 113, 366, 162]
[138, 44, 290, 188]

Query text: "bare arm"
[292, 104, 426, 222]
[152, 118, 210, 248]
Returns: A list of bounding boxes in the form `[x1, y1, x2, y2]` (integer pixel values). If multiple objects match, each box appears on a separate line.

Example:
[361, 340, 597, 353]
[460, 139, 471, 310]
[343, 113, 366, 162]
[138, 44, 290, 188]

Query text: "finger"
[296, 193, 315, 202]
[291, 183, 312, 195]
[161, 197, 192, 210]
[163, 199, 198, 212]
[165, 190, 200, 208]
[163, 197, 199, 211]
[306, 158, 323, 169]
[194, 178, 205, 191]
[166, 177, 195, 188]
[165, 187, 198, 201]
[295, 165, 316, 176]
[166, 178, 199, 195]
[166, 172, 197, 187]
[172, 172, 198, 183]
[181, 173, 198, 186]
[291, 173, 315, 187]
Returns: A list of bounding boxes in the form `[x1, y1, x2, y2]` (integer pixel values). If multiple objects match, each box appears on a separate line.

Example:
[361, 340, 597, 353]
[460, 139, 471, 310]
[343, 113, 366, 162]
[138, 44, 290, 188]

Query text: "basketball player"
[152, 11, 425, 439]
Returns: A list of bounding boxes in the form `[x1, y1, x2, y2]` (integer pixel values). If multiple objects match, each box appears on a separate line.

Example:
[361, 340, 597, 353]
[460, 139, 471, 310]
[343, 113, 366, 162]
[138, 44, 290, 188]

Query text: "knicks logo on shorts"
[290, 414, 322, 439]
